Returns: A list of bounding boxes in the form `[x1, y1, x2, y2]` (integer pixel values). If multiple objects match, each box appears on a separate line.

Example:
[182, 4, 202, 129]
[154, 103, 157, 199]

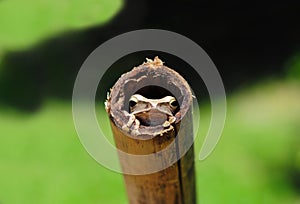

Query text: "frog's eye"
[129, 97, 138, 107]
[169, 98, 178, 110]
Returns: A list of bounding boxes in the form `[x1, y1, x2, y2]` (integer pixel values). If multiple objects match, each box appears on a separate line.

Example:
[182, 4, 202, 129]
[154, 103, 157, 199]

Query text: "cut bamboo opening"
[105, 57, 196, 204]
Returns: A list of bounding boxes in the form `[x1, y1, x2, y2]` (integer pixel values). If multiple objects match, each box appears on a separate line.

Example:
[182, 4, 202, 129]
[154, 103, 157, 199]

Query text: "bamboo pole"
[105, 57, 196, 204]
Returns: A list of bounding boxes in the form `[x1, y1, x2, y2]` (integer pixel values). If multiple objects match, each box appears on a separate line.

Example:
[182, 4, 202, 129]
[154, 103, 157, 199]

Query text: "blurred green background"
[0, 0, 300, 203]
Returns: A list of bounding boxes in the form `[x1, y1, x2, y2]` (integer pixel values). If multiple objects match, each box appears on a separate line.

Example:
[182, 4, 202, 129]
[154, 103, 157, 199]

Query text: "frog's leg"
[122, 114, 141, 136]
[122, 114, 136, 132]
[160, 125, 174, 136]
[160, 116, 176, 136]
[130, 118, 141, 136]
[169, 116, 176, 124]
[162, 116, 176, 128]
[162, 120, 171, 128]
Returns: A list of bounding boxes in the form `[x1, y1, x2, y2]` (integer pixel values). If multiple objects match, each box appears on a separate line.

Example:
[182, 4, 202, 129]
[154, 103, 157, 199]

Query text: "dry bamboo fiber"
[105, 57, 196, 204]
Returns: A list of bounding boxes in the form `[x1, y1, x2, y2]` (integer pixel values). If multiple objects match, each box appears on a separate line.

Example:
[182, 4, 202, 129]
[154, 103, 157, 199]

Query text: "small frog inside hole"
[123, 86, 180, 136]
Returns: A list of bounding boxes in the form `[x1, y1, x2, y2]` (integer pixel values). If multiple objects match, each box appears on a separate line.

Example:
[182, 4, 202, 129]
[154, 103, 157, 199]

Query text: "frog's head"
[129, 94, 178, 116]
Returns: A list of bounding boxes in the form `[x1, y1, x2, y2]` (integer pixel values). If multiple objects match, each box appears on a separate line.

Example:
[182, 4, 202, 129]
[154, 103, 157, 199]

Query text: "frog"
[122, 94, 179, 136]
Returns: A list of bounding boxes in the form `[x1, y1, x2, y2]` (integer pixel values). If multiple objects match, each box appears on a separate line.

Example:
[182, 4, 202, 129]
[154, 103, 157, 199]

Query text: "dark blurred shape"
[290, 169, 300, 192]
[285, 52, 300, 79]
[0, 0, 300, 110]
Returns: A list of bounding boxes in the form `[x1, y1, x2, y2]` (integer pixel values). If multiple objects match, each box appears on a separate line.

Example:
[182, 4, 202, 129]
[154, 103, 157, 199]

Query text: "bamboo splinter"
[105, 57, 196, 204]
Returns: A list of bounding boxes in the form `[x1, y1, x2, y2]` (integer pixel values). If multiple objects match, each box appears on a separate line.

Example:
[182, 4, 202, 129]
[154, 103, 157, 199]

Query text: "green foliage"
[195, 80, 300, 203]
[0, 81, 300, 203]
[0, 101, 127, 204]
[0, 0, 122, 50]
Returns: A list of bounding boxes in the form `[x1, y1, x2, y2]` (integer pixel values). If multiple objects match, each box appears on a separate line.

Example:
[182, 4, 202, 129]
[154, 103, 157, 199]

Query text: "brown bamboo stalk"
[105, 57, 196, 204]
